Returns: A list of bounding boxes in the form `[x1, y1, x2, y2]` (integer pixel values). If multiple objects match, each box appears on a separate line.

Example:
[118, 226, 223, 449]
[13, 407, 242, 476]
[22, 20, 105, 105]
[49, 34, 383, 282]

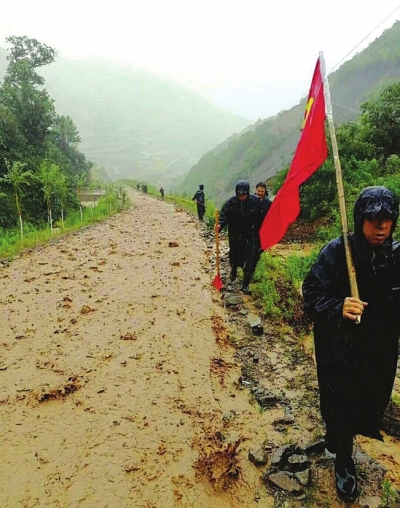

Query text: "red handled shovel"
[213, 209, 223, 291]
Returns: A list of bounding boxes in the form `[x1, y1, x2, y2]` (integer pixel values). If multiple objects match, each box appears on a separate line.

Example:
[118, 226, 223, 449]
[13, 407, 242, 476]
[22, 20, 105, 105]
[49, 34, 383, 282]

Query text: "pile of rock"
[248, 440, 390, 507]
[262, 441, 326, 496]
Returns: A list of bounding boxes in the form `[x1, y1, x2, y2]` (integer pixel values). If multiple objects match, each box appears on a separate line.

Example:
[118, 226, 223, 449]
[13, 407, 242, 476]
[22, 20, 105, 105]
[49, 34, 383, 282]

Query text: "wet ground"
[0, 190, 399, 507]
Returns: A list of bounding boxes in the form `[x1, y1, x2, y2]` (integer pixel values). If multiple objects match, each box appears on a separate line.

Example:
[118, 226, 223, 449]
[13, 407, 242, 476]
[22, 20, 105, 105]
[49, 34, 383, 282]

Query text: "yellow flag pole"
[320, 51, 360, 323]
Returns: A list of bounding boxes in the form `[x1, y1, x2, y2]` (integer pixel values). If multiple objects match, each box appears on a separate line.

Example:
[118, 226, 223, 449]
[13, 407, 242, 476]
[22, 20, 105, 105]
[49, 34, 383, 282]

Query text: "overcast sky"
[1, 1, 400, 119]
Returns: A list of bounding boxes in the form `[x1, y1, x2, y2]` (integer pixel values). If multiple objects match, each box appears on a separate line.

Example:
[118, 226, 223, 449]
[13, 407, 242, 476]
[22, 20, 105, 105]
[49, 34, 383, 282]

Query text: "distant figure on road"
[159, 187, 165, 199]
[302, 186, 400, 503]
[192, 184, 205, 221]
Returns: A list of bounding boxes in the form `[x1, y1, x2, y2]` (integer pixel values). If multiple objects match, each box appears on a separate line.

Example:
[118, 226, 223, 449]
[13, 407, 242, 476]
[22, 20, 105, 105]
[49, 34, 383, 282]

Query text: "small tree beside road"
[0, 159, 34, 241]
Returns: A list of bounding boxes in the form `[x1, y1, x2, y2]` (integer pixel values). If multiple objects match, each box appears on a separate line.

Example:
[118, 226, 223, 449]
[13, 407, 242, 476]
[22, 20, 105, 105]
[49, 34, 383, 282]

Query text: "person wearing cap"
[302, 186, 400, 503]
[216, 180, 261, 294]
[192, 184, 206, 221]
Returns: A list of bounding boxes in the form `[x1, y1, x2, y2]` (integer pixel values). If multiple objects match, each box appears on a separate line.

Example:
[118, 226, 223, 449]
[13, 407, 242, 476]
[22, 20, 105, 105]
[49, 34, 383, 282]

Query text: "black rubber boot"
[241, 273, 252, 295]
[230, 265, 237, 282]
[335, 436, 357, 502]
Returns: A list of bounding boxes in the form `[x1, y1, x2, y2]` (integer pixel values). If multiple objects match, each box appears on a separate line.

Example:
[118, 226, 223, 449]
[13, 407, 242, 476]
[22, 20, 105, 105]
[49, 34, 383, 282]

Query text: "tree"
[57, 173, 69, 228]
[0, 160, 34, 240]
[335, 122, 376, 162]
[0, 36, 91, 229]
[114, 184, 128, 209]
[51, 115, 81, 151]
[37, 159, 62, 230]
[74, 173, 87, 222]
[0, 36, 56, 159]
[4, 36, 56, 87]
[361, 83, 400, 159]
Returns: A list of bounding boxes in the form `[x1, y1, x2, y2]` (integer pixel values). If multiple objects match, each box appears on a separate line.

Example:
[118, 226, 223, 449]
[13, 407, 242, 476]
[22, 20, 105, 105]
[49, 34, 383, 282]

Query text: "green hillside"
[0, 51, 250, 188]
[2, 21, 400, 202]
[176, 20, 400, 204]
[38, 59, 250, 187]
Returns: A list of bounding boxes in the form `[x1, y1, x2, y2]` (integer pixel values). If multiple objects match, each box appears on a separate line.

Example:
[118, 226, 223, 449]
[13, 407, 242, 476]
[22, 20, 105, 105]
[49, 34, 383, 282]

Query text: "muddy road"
[0, 191, 399, 508]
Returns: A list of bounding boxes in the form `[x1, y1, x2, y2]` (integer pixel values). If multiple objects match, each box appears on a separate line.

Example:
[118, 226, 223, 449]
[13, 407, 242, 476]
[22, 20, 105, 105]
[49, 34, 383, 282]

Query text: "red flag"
[259, 58, 328, 250]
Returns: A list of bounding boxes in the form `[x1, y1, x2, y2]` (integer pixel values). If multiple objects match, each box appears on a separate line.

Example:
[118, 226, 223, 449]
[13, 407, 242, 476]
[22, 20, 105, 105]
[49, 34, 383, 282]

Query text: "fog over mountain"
[2, 18, 400, 199]
[174, 20, 400, 203]
[0, 49, 251, 187]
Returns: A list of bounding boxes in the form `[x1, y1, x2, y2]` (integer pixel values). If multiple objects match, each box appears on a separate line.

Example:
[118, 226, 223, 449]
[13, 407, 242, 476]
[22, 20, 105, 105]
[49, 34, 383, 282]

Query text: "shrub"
[253, 250, 316, 332]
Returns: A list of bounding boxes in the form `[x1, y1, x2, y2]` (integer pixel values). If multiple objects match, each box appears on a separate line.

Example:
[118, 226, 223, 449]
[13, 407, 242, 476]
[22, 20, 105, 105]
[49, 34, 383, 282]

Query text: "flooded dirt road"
[0, 190, 399, 508]
[0, 192, 279, 507]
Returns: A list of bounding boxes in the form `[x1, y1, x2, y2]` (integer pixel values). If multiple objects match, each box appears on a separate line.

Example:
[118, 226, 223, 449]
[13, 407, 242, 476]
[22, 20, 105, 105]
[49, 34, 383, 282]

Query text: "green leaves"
[361, 82, 400, 159]
[1, 159, 33, 193]
[0, 36, 91, 229]
[5, 36, 56, 87]
[37, 159, 62, 209]
[0, 159, 34, 239]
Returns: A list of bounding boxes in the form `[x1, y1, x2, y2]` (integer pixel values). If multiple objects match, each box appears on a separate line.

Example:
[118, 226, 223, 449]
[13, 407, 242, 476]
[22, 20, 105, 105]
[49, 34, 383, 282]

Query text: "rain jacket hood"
[354, 186, 399, 237]
[235, 180, 250, 197]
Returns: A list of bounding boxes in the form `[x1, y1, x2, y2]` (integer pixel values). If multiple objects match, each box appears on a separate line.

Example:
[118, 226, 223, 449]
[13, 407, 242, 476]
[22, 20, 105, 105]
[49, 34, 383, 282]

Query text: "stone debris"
[358, 496, 382, 508]
[247, 313, 263, 335]
[248, 447, 268, 466]
[294, 469, 310, 487]
[222, 409, 237, 423]
[224, 295, 244, 307]
[263, 443, 320, 495]
[267, 471, 303, 495]
[303, 439, 325, 456]
[287, 454, 310, 471]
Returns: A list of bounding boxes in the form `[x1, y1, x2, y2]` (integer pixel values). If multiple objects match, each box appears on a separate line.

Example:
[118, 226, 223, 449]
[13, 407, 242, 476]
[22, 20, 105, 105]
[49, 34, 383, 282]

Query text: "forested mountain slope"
[2, 20, 400, 200]
[40, 59, 250, 186]
[0, 51, 250, 187]
[176, 20, 400, 204]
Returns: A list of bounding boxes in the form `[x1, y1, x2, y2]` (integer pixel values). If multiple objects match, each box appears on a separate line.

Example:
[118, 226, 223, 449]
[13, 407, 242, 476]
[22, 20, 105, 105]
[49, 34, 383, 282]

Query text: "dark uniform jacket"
[257, 195, 272, 231]
[192, 190, 205, 218]
[302, 187, 400, 439]
[219, 182, 261, 271]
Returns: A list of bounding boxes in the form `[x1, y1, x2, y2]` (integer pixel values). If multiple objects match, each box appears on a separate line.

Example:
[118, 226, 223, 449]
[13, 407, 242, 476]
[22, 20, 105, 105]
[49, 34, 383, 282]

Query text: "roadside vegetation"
[0, 185, 129, 259]
[0, 36, 131, 259]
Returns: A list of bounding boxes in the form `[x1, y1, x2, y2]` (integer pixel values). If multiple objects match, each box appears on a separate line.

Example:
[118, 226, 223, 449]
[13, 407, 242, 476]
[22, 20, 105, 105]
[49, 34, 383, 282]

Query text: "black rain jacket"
[192, 189, 205, 218]
[302, 186, 400, 439]
[259, 195, 272, 226]
[219, 181, 261, 271]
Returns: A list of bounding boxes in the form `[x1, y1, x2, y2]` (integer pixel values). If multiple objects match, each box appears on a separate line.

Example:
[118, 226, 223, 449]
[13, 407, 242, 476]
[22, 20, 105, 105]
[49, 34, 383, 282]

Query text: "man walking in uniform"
[192, 184, 206, 221]
[216, 180, 261, 295]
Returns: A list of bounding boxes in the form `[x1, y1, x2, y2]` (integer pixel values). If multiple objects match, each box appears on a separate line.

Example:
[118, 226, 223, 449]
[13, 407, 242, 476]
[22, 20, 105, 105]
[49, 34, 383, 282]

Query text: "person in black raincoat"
[254, 181, 272, 263]
[192, 184, 206, 221]
[302, 186, 400, 502]
[255, 182, 272, 221]
[217, 180, 261, 295]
